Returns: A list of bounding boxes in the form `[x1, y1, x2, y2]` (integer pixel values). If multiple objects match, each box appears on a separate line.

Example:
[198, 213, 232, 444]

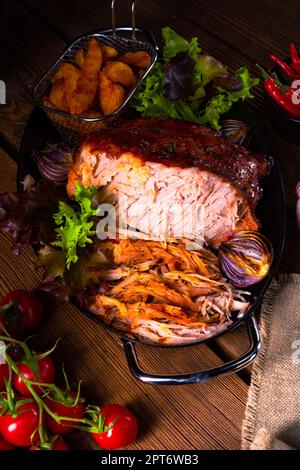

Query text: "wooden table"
[0, 0, 299, 450]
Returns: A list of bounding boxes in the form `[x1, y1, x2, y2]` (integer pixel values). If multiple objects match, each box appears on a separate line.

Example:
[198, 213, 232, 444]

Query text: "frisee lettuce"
[162, 27, 197, 59]
[133, 64, 204, 122]
[0, 177, 109, 300]
[200, 67, 259, 130]
[52, 183, 97, 269]
[132, 27, 259, 130]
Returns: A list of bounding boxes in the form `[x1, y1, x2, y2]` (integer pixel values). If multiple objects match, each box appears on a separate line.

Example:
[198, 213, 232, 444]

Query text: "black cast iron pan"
[18, 103, 285, 385]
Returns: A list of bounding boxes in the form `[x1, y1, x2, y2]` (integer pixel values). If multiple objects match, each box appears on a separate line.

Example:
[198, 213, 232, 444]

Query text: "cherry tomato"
[0, 317, 24, 340]
[0, 437, 14, 450]
[13, 355, 55, 397]
[92, 404, 138, 450]
[30, 438, 70, 451]
[0, 399, 40, 447]
[0, 364, 9, 391]
[0, 290, 42, 336]
[45, 391, 85, 435]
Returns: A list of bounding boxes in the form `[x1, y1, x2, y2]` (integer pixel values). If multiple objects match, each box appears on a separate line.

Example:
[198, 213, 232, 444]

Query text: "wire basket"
[33, 0, 158, 144]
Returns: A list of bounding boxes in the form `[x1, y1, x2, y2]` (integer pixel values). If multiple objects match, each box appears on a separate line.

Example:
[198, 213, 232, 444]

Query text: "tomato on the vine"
[92, 404, 138, 450]
[0, 364, 9, 391]
[0, 399, 40, 447]
[0, 290, 42, 336]
[45, 390, 85, 435]
[0, 437, 14, 450]
[13, 355, 55, 397]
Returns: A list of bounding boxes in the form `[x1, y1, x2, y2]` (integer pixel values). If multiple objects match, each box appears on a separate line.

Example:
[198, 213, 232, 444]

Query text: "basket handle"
[111, 0, 137, 39]
[121, 315, 260, 385]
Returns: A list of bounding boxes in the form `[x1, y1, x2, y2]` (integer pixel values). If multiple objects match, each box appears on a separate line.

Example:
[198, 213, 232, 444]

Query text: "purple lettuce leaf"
[0, 178, 68, 254]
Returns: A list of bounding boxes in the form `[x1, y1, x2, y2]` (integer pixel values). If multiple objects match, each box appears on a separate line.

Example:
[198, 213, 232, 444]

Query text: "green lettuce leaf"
[226, 66, 259, 101]
[132, 63, 204, 123]
[200, 67, 259, 130]
[196, 55, 227, 87]
[162, 27, 202, 84]
[162, 27, 201, 61]
[132, 27, 259, 131]
[52, 183, 97, 269]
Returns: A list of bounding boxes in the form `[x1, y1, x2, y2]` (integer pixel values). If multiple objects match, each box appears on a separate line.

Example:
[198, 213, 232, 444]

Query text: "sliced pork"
[67, 118, 270, 246]
[87, 239, 250, 344]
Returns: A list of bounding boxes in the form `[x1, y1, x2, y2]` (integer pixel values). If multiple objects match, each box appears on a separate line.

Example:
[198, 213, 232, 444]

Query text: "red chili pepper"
[289, 43, 300, 74]
[257, 64, 300, 118]
[264, 79, 300, 116]
[269, 53, 299, 79]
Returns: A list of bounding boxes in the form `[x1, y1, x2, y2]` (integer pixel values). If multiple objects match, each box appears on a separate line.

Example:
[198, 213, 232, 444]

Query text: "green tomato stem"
[1, 337, 105, 435]
[0, 334, 32, 361]
[3, 354, 97, 430]
[6, 358, 15, 412]
[33, 338, 60, 361]
[62, 363, 70, 393]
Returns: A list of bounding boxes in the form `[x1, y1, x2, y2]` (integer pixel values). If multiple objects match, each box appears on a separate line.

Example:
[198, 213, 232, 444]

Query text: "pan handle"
[121, 316, 260, 385]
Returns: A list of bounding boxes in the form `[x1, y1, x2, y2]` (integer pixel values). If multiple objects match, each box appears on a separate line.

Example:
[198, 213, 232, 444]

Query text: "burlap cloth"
[242, 274, 300, 450]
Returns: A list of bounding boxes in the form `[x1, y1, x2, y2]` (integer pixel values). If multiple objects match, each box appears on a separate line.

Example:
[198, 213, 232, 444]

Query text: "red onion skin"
[219, 252, 262, 288]
[32, 145, 73, 184]
[219, 231, 273, 288]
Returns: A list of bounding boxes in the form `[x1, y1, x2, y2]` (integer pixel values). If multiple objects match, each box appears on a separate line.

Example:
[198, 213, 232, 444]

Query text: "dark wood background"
[0, 0, 299, 450]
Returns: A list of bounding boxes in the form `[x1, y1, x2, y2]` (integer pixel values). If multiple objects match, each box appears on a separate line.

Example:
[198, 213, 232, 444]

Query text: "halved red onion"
[219, 230, 273, 288]
[221, 119, 252, 147]
[32, 144, 73, 184]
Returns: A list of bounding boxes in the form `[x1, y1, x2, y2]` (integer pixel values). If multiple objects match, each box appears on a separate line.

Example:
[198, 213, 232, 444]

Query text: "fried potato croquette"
[121, 51, 151, 69]
[74, 48, 85, 68]
[48, 78, 68, 112]
[70, 38, 102, 114]
[43, 38, 151, 119]
[101, 45, 118, 61]
[103, 61, 136, 87]
[63, 63, 80, 108]
[99, 71, 125, 115]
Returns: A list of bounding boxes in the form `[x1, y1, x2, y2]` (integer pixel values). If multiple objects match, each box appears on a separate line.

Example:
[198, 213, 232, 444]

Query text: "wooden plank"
[1, 1, 298, 449]
[19, 0, 300, 276]
[0, 153, 248, 450]
[0, 228, 249, 450]
[4, 0, 297, 394]
[0, 74, 33, 155]
[0, 0, 65, 151]
[0, 148, 18, 191]
[21, 0, 265, 107]
[214, 323, 253, 381]
[1, 0, 255, 370]
[34, 305, 248, 450]
[0, 1, 252, 413]
[24, 0, 300, 62]
[176, 0, 300, 63]
[8, 0, 300, 208]
[0, 226, 251, 446]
